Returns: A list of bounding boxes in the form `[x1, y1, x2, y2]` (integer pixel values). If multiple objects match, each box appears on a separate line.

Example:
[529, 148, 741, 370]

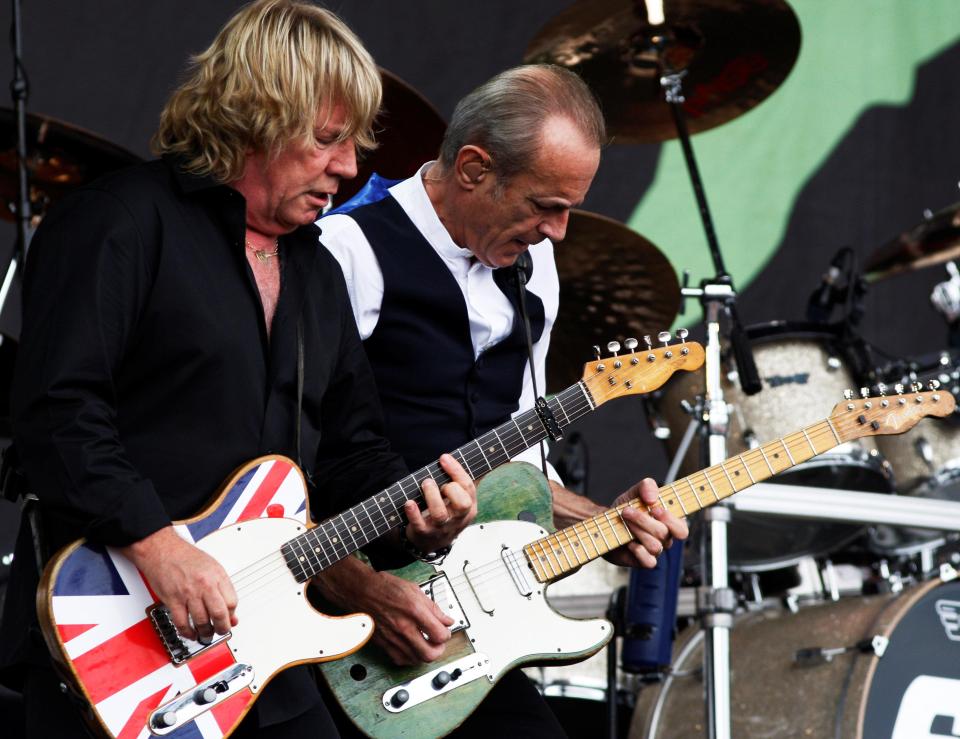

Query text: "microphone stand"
[659, 67, 755, 739]
[1, 0, 32, 330]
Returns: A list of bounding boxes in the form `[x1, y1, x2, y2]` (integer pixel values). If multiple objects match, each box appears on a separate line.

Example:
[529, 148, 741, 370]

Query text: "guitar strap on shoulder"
[510, 252, 553, 478]
[295, 314, 313, 490]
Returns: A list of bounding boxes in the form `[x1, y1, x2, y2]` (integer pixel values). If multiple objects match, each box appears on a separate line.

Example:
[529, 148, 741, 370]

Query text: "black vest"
[349, 195, 546, 470]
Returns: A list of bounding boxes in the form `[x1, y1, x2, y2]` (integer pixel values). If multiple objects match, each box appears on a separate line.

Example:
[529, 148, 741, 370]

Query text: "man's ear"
[455, 146, 492, 188]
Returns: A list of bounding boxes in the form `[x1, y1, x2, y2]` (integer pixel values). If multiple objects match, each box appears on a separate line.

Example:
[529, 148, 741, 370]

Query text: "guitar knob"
[155, 711, 178, 729]
[195, 687, 217, 705]
[432, 671, 451, 690]
[390, 689, 409, 708]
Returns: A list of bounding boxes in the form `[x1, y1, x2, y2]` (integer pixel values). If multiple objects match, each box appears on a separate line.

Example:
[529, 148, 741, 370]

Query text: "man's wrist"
[400, 524, 450, 563]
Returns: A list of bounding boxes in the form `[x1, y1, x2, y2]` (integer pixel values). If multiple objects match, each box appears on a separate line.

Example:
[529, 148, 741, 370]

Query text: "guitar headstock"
[831, 382, 956, 442]
[580, 329, 705, 408]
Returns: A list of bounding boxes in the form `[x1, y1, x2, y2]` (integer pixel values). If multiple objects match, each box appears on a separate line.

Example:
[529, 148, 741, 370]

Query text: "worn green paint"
[317, 463, 610, 738]
[625, 1, 960, 327]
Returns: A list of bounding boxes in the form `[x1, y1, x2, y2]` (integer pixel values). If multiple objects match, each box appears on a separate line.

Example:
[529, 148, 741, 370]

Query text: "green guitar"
[319, 383, 954, 737]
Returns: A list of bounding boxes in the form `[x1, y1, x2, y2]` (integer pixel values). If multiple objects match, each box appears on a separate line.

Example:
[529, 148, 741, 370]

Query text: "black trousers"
[24, 666, 340, 738]
[323, 668, 567, 738]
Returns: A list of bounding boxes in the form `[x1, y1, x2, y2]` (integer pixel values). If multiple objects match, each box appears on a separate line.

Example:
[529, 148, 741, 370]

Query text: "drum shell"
[657, 324, 881, 472]
[630, 577, 960, 739]
[652, 323, 891, 571]
[875, 413, 960, 491]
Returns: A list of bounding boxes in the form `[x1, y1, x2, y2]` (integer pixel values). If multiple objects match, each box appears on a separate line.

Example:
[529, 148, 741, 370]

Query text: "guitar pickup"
[148, 662, 253, 734]
[382, 653, 490, 713]
[419, 573, 469, 633]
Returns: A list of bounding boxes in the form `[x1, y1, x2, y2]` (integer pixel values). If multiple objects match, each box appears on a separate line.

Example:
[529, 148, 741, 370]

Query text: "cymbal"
[0, 108, 140, 221]
[547, 210, 680, 391]
[865, 201, 960, 281]
[336, 68, 447, 204]
[524, 0, 801, 143]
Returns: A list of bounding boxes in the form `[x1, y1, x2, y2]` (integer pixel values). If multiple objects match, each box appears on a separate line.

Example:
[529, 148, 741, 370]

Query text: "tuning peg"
[624, 338, 638, 351]
[929, 379, 941, 390]
[877, 383, 887, 396]
[843, 389, 854, 401]
[643, 335, 653, 349]
[911, 381, 922, 393]
[895, 383, 905, 395]
[657, 331, 671, 347]
[593, 345, 602, 361]
[607, 340, 621, 356]
[860, 387, 870, 399]
[676, 328, 688, 343]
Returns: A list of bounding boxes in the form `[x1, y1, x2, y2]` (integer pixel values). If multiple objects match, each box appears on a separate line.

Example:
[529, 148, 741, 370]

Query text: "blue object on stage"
[620, 539, 684, 674]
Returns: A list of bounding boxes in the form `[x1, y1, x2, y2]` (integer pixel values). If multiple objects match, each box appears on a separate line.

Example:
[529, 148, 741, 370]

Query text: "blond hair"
[153, 0, 381, 183]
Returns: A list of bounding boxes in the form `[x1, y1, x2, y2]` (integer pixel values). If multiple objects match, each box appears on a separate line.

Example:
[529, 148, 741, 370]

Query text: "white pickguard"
[198, 517, 372, 692]
[432, 519, 611, 680]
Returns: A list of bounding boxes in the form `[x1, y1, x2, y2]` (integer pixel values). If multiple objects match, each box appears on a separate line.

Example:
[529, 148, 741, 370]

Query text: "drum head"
[863, 578, 960, 736]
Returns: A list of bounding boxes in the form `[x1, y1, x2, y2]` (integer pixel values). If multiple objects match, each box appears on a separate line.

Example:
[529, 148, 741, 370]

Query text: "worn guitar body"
[38, 456, 373, 739]
[318, 463, 612, 739]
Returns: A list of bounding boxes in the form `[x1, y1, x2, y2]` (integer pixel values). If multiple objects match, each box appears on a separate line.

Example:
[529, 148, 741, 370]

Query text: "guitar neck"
[283, 381, 597, 581]
[524, 417, 843, 583]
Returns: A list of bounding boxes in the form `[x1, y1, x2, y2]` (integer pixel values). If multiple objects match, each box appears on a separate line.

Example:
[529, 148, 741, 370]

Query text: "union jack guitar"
[37, 336, 704, 738]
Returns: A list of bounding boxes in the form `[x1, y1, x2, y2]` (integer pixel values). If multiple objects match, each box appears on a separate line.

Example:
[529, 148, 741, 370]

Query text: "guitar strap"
[295, 314, 313, 490]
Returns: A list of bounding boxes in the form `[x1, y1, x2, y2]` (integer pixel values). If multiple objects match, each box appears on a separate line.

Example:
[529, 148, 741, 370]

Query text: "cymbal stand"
[659, 68, 757, 739]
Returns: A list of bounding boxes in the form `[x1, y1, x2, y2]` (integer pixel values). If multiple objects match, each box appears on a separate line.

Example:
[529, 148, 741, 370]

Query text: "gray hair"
[438, 64, 606, 180]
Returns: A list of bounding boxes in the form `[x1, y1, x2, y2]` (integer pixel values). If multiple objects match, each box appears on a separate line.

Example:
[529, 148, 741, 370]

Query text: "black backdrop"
[0, 1, 956, 507]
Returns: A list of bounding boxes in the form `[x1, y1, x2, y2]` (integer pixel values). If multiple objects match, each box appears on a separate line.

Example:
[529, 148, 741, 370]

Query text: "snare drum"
[631, 574, 960, 738]
[651, 322, 892, 571]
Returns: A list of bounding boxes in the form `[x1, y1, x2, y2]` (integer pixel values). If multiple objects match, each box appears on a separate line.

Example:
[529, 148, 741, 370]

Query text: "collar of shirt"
[389, 162, 478, 279]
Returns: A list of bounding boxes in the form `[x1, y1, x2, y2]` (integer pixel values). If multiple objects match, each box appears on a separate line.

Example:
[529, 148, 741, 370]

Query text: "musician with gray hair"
[319, 63, 688, 736]
[1, 2, 476, 736]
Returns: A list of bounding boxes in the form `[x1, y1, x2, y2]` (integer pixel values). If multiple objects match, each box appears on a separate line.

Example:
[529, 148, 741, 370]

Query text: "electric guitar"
[319, 385, 956, 739]
[38, 336, 704, 739]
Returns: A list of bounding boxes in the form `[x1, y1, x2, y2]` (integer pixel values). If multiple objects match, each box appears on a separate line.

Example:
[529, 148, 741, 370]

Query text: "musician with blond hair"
[1, 2, 475, 736]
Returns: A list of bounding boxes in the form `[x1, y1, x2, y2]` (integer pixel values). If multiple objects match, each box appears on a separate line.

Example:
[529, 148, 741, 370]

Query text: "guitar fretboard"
[523, 418, 844, 583]
[281, 381, 596, 582]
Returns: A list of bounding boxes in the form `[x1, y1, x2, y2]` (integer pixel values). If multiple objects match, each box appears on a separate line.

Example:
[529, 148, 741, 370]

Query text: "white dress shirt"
[320, 164, 561, 481]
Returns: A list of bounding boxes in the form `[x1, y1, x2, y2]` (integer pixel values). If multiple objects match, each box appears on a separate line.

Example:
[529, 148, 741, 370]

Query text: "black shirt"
[1, 157, 409, 724]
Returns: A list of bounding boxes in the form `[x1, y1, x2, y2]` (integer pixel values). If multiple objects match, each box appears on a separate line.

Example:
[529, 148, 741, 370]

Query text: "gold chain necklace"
[246, 240, 279, 263]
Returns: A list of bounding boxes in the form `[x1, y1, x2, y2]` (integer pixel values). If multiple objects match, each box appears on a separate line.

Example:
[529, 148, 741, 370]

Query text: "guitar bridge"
[419, 573, 469, 633]
[149, 605, 230, 664]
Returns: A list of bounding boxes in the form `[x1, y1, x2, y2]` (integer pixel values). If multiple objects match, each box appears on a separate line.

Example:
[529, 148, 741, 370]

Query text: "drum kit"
[523, 1, 960, 738]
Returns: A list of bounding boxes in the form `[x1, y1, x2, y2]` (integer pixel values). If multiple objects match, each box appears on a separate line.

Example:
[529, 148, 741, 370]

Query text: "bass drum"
[652, 322, 891, 571]
[631, 575, 960, 738]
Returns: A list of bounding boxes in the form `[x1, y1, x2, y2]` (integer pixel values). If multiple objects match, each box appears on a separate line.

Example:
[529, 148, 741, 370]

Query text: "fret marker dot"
[314, 547, 320, 553]
[699, 486, 705, 492]
[734, 470, 740, 476]
[299, 556, 305, 562]
[351, 526, 357, 532]
[489, 447, 496, 453]
[668, 500, 674, 505]
[773, 453, 780, 459]
[390, 515, 397, 522]
[379, 496, 385, 503]
[527, 425, 534, 431]
[332, 537, 339, 543]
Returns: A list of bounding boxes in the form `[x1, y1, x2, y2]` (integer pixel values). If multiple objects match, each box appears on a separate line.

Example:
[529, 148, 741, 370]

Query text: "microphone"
[806, 250, 848, 323]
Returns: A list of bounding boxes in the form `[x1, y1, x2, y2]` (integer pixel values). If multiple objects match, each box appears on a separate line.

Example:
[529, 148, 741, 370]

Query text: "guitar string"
[222, 385, 595, 592]
[236, 421, 848, 616]
[208, 375, 903, 613]
[229, 420, 849, 609]
[203, 366, 608, 596]
[227, 390, 882, 605]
